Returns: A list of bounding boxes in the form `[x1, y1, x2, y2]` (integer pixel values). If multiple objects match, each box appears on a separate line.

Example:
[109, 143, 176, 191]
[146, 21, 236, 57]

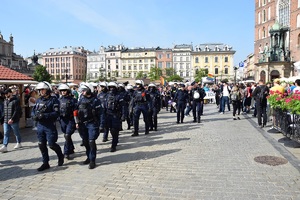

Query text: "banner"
[160, 76, 167, 86]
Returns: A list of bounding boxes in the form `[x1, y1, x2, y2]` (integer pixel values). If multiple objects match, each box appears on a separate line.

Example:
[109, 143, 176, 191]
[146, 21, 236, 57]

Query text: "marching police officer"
[32, 81, 64, 171]
[126, 85, 134, 130]
[118, 83, 130, 131]
[130, 80, 152, 136]
[104, 82, 125, 152]
[174, 84, 189, 123]
[74, 83, 101, 169]
[57, 84, 77, 160]
[97, 82, 109, 142]
[148, 83, 161, 131]
[191, 82, 206, 123]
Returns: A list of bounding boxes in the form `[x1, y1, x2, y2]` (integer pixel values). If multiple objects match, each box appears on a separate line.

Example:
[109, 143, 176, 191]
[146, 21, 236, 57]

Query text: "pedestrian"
[252, 80, 270, 128]
[130, 80, 152, 136]
[74, 83, 101, 169]
[0, 89, 22, 153]
[220, 81, 231, 114]
[32, 82, 64, 171]
[230, 86, 242, 120]
[58, 84, 77, 160]
[191, 82, 206, 122]
[148, 83, 161, 130]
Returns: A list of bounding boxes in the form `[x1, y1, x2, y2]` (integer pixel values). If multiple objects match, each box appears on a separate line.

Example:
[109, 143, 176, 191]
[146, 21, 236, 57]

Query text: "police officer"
[130, 80, 152, 136]
[170, 83, 178, 113]
[97, 82, 109, 142]
[57, 84, 77, 160]
[74, 83, 101, 169]
[148, 83, 161, 131]
[191, 82, 206, 123]
[104, 82, 125, 152]
[174, 84, 189, 123]
[118, 83, 131, 131]
[126, 85, 134, 130]
[32, 81, 64, 171]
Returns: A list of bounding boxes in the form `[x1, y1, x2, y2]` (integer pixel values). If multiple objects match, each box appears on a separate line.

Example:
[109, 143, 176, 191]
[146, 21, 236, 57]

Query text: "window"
[123, 66, 126, 70]
[134, 66, 137, 70]
[158, 62, 162, 68]
[258, 12, 261, 24]
[139, 65, 142, 70]
[195, 57, 199, 63]
[205, 57, 208, 63]
[144, 65, 148, 70]
[167, 54, 170, 59]
[139, 59, 142, 63]
[225, 57, 228, 62]
[108, 60, 110, 64]
[186, 72, 189, 77]
[263, 10, 266, 22]
[215, 57, 218, 62]
[116, 59, 118, 64]
[116, 65, 119, 70]
[144, 59, 148, 62]
[158, 54, 162, 59]
[297, 14, 300, 28]
[278, 0, 290, 27]
[263, 27, 266, 38]
[128, 66, 131, 70]
[166, 62, 171, 68]
[268, 7, 271, 20]
[215, 68, 219, 74]
[298, 34, 300, 46]
[186, 57, 189, 61]
[180, 57, 183, 61]
[225, 68, 228, 74]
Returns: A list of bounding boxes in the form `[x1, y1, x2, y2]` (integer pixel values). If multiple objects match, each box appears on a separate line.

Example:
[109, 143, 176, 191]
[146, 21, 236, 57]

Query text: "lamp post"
[65, 73, 68, 84]
[234, 66, 239, 85]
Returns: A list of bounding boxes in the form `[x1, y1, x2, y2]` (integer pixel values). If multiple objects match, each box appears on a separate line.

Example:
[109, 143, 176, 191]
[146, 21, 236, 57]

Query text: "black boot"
[110, 146, 116, 152]
[131, 131, 139, 137]
[83, 158, 90, 165]
[89, 162, 96, 169]
[198, 117, 201, 123]
[37, 163, 50, 171]
[50, 143, 64, 166]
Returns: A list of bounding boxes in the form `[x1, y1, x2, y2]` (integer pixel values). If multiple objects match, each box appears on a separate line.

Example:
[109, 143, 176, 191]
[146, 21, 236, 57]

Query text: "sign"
[204, 91, 215, 100]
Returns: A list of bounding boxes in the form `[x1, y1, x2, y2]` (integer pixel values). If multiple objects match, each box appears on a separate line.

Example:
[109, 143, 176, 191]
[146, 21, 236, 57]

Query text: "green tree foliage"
[194, 68, 207, 83]
[167, 74, 183, 82]
[136, 71, 146, 79]
[32, 65, 52, 83]
[149, 66, 162, 81]
[165, 68, 176, 76]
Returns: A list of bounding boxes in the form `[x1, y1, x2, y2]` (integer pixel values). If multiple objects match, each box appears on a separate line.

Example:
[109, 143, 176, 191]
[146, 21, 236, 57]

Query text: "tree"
[165, 68, 176, 76]
[148, 66, 162, 81]
[32, 65, 52, 83]
[167, 74, 183, 82]
[194, 68, 207, 83]
[136, 71, 146, 79]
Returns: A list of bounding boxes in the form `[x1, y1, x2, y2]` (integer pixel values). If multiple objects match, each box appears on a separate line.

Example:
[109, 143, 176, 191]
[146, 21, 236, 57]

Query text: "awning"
[0, 80, 38, 84]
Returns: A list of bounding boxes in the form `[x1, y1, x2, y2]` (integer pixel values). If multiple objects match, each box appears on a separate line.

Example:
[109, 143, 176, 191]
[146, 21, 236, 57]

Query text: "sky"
[1, 0, 254, 66]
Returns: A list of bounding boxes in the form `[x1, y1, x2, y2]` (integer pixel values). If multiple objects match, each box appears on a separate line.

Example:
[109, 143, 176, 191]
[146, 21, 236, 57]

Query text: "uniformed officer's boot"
[110, 145, 117, 152]
[89, 162, 96, 169]
[131, 131, 139, 137]
[37, 163, 50, 171]
[198, 117, 201, 123]
[193, 118, 197, 123]
[50, 143, 64, 166]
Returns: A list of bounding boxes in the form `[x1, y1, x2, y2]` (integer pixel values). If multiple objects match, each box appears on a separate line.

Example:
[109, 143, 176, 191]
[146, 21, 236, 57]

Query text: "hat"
[273, 78, 280, 84]
[4, 89, 12, 94]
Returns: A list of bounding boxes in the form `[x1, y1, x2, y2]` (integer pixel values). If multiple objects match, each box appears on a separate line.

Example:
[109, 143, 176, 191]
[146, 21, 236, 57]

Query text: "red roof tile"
[0, 65, 33, 80]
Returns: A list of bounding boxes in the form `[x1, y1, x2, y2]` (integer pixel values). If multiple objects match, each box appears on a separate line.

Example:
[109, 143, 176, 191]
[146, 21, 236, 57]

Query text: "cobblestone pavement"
[1, 104, 300, 200]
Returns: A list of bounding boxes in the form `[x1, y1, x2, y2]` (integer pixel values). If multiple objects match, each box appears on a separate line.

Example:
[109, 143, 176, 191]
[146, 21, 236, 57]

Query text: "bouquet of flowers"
[267, 90, 288, 110]
[285, 91, 300, 114]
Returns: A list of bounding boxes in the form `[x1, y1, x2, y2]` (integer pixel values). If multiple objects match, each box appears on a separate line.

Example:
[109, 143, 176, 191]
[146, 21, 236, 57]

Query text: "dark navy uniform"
[130, 83, 152, 136]
[59, 95, 77, 158]
[148, 85, 161, 131]
[32, 95, 64, 170]
[97, 90, 108, 141]
[191, 86, 206, 123]
[174, 85, 189, 123]
[75, 94, 101, 169]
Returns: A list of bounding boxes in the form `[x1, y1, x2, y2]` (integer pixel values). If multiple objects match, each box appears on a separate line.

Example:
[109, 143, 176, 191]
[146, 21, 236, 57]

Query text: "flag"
[160, 76, 167, 86]
[207, 73, 214, 78]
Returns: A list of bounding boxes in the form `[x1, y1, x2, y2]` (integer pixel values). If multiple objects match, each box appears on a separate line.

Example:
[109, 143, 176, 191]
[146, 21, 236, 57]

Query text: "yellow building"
[121, 47, 156, 79]
[192, 43, 235, 83]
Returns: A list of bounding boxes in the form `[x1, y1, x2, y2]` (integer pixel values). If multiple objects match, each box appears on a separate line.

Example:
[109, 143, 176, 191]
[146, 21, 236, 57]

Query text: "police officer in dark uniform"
[32, 81, 64, 171]
[130, 80, 152, 137]
[174, 84, 189, 123]
[57, 84, 77, 160]
[97, 82, 109, 142]
[170, 83, 178, 113]
[126, 85, 134, 130]
[191, 82, 206, 123]
[74, 83, 101, 169]
[104, 82, 125, 152]
[118, 83, 130, 131]
[148, 83, 161, 131]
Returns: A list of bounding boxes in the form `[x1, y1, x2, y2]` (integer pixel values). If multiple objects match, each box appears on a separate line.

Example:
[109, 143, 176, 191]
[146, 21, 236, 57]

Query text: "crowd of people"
[0, 78, 299, 171]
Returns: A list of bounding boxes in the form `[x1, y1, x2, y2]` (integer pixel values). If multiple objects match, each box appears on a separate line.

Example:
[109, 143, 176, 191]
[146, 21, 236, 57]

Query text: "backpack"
[258, 86, 267, 102]
[230, 91, 239, 101]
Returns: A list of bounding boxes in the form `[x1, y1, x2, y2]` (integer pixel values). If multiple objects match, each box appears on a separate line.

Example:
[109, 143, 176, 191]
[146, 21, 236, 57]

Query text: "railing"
[272, 108, 300, 143]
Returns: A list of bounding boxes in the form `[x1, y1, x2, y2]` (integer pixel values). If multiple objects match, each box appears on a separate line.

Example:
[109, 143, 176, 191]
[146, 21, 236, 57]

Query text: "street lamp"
[234, 66, 239, 85]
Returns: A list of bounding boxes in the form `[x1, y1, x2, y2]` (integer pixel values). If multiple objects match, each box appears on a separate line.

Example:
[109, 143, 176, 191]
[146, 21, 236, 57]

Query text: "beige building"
[0, 33, 27, 71]
[243, 53, 255, 80]
[105, 45, 124, 80]
[43, 46, 88, 83]
[192, 43, 235, 83]
[86, 46, 106, 82]
[121, 47, 156, 79]
[172, 44, 193, 80]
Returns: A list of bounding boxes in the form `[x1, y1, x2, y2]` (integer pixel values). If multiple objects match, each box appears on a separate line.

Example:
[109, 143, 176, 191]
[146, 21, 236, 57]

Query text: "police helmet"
[135, 80, 144, 86]
[58, 83, 70, 91]
[126, 85, 133, 90]
[99, 82, 108, 88]
[118, 83, 125, 88]
[108, 82, 118, 88]
[148, 83, 156, 88]
[79, 82, 94, 93]
[36, 81, 52, 91]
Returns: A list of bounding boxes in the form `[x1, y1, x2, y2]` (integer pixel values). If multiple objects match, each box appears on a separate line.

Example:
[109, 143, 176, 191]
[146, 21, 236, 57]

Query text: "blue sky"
[1, 0, 254, 66]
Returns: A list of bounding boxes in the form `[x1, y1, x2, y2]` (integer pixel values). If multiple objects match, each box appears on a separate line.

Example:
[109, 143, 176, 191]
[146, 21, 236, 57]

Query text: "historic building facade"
[172, 44, 193, 80]
[0, 33, 27, 71]
[86, 46, 106, 81]
[43, 46, 88, 83]
[192, 43, 235, 83]
[155, 47, 173, 76]
[254, 0, 300, 82]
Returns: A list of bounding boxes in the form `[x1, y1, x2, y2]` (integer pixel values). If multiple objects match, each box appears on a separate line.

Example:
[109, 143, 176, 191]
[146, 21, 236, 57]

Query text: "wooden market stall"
[0, 65, 38, 129]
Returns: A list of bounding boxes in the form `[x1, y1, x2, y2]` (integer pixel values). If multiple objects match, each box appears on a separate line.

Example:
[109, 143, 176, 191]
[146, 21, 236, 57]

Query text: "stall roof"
[0, 65, 37, 84]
